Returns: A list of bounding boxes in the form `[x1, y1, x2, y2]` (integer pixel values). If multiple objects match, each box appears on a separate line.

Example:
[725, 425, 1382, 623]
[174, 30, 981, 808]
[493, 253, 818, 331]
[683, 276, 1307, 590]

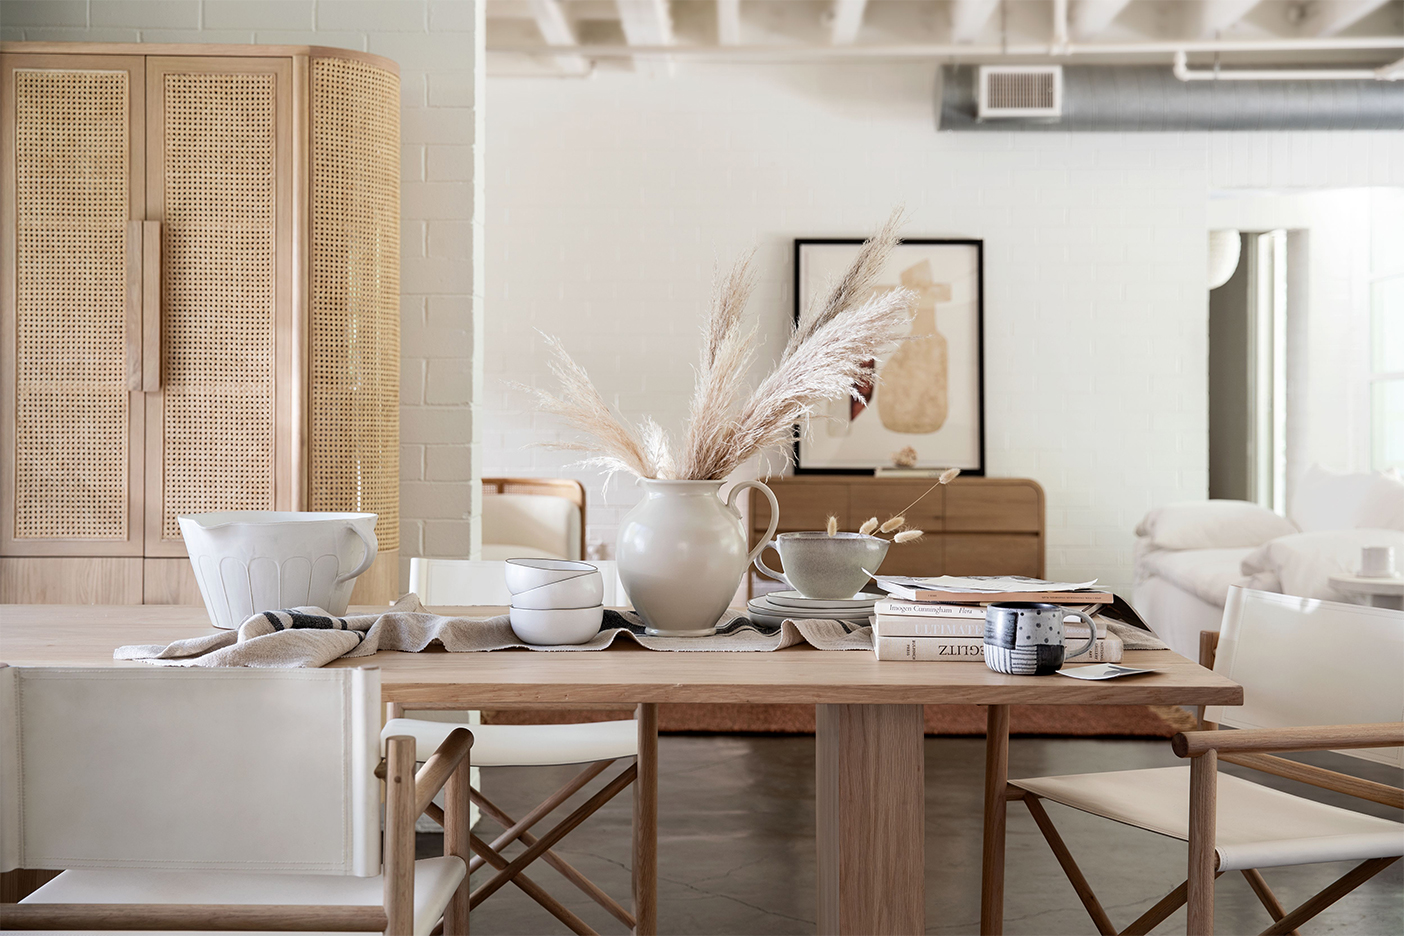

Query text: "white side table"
[1328, 573, 1404, 611]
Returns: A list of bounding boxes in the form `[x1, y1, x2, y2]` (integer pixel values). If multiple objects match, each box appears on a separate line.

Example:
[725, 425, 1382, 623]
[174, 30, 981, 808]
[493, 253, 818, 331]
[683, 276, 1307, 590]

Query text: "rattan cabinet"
[1, 43, 401, 605]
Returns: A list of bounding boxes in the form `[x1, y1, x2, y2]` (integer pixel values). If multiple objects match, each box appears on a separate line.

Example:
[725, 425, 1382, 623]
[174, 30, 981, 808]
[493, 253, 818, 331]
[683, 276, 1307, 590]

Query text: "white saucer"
[764, 590, 883, 610]
[747, 596, 875, 620]
[746, 605, 871, 628]
[1353, 569, 1402, 580]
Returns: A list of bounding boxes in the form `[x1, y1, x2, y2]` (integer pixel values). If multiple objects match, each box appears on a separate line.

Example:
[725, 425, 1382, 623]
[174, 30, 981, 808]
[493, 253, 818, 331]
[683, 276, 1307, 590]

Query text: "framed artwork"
[793, 238, 985, 475]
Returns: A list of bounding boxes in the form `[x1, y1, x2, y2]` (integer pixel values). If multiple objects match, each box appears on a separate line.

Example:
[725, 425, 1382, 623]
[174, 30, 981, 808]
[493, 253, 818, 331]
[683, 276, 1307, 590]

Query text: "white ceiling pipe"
[717, 0, 742, 46]
[1172, 49, 1399, 81]
[486, 36, 1404, 58]
[1069, 0, 1133, 40]
[830, 0, 869, 46]
[1053, 0, 1070, 54]
[950, 0, 1002, 44]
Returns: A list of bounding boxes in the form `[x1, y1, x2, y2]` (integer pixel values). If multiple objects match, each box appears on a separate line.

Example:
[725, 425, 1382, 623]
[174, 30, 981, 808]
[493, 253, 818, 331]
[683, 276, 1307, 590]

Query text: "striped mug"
[983, 602, 1097, 676]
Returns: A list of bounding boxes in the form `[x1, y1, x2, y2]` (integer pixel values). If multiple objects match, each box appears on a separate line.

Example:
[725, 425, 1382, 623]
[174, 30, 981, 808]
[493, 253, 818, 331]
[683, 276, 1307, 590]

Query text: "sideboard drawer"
[757, 483, 850, 533]
[945, 482, 1042, 533]
[944, 534, 1042, 578]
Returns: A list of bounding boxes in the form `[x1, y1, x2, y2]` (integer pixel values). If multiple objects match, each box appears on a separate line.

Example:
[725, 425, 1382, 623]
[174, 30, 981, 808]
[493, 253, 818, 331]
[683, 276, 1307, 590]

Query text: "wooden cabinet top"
[0, 42, 398, 74]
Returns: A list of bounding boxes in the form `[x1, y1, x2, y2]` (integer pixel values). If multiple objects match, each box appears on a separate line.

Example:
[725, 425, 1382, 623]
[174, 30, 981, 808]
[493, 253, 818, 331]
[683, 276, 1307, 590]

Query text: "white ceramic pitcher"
[616, 479, 779, 636]
[179, 511, 378, 629]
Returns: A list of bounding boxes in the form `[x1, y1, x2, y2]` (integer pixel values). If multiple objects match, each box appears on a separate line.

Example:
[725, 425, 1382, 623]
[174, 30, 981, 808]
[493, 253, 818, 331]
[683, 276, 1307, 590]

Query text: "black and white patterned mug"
[983, 602, 1098, 676]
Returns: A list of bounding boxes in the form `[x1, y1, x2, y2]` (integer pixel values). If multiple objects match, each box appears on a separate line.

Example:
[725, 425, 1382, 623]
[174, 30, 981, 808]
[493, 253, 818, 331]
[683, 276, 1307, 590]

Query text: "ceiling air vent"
[977, 65, 1062, 121]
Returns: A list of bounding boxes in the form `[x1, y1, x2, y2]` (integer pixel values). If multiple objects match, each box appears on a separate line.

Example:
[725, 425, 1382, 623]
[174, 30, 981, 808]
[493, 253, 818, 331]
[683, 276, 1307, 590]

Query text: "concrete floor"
[430, 733, 1403, 935]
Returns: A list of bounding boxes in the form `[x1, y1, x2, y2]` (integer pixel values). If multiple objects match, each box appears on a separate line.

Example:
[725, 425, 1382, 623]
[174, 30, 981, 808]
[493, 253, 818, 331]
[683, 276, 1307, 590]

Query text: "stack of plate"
[745, 590, 882, 627]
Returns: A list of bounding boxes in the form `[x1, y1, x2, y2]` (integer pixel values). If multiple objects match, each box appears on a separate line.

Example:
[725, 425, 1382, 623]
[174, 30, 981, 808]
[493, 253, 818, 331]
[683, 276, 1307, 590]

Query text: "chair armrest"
[1173, 723, 1404, 758]
[414, 726, 473, 817]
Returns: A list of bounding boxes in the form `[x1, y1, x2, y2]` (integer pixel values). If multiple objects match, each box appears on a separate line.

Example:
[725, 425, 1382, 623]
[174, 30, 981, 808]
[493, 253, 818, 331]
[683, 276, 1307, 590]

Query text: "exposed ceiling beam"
[1186, 0, 1266, 38]
[615, 0, 674, 75]
[950, 0, 1001, 44]
[528, 0, 589, 74]
[1068, 0, 1133, 39]
[1293, 0, 1393, 36]
[830, 0, 869, 46]
[717, 0, 742, 46]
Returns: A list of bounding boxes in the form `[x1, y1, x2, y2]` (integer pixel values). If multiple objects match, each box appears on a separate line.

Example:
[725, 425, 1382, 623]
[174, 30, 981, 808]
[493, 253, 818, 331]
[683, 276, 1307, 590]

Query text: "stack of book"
[869, 577, 1122, 663]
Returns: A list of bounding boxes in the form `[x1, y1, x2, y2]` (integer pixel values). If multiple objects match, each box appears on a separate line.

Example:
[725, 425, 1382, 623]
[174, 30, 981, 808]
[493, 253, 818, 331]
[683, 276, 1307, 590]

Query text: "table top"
[1328, 572, 1404, 595]
[0, 604, 1243, 708]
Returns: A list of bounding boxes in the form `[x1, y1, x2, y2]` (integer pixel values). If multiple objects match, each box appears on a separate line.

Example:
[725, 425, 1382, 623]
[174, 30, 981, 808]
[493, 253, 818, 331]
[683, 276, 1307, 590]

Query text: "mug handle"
[1063, 610, 1099, 660]
[752, 542, 791, 588]
[726, 480, 780, 566]
[337, 522, 379, 584]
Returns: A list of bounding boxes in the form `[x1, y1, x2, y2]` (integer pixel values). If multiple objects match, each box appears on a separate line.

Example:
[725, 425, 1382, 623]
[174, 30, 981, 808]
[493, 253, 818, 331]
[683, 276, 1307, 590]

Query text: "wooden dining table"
[0, 604, 1242, 935]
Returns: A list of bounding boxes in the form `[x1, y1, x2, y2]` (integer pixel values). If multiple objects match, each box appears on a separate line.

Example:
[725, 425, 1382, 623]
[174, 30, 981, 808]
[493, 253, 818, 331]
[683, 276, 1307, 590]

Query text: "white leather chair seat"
[1012, 766, 1404, 872]
[20, 857, 466, 936]
[384, 717, 638, 767]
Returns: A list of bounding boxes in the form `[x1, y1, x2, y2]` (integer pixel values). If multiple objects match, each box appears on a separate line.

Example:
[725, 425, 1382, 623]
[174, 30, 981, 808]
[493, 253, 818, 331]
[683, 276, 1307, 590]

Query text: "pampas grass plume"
[859, 517, 879, 536]
[879, 516, 905, 534]
[894, 529, 924, 544]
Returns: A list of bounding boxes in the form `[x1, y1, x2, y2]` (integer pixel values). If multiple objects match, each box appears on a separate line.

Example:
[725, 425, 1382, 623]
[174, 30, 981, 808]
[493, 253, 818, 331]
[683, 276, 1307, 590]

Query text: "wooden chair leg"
[467, 831, 598, 935]
[633, 702, 658, 936]
[1022, 796, 1117, 935]
[466, 761, 614, 872]
[1186, 750, 1218, 936]
[1239, 869, 1299, 936]
[384, 735, 418, 936]
[442, 743, 473, 936]
[1257, 856, 1399, 936]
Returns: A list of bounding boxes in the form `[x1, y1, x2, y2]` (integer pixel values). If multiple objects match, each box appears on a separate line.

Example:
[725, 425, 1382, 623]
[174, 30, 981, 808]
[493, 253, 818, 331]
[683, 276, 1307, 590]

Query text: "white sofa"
[1133, 466, 1404, 658]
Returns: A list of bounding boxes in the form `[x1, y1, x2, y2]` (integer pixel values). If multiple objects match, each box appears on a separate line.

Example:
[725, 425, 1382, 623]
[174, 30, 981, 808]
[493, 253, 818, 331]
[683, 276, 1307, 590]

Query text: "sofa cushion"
[1291, 465, 1404, 533]
[1135, 500, 1297, 551]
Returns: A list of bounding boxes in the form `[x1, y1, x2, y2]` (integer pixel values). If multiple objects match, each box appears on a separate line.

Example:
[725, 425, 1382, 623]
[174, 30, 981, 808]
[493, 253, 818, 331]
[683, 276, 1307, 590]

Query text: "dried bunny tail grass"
[713, 286, 916, 480]
[826, 515, 839, 536]
[939, 467, 961, 484]
[787, 208, 905, 359]
[859, 517, 879, 536]
[879, 516, 905, 534]
[679, 255, 760, 480]
[893, 529, 924, 544]
[522, 333, 656, 478]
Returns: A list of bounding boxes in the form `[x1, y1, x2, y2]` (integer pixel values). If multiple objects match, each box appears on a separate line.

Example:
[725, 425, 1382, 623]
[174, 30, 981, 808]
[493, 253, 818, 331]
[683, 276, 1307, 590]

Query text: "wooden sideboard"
[749, 477, 1044, 590]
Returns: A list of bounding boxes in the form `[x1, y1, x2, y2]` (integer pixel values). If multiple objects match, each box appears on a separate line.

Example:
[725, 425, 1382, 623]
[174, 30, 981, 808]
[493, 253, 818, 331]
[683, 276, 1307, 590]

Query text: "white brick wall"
[4, 0, 488, 588]
[485, 63, 1404, 596]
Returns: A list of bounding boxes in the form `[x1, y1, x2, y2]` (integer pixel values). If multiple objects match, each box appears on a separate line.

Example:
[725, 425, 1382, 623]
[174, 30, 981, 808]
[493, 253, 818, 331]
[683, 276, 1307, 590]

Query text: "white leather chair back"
[409, 558, 626, 607]
[482, 493, 582, 560]
[1206, 588, 1404, 767]
[0, 666, 381, 875]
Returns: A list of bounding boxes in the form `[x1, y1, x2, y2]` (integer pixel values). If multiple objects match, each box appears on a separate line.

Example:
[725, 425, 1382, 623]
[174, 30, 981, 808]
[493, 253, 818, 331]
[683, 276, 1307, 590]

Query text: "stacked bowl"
[506, 558, 604, 645]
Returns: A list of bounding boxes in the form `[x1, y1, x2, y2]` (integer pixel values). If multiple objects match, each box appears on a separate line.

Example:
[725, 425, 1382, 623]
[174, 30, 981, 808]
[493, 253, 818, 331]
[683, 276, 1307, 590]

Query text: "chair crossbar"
[467, 832, 597, 936]
[1239, 869, 1299, 936]
[1258, 857, 1400, 936]
[470, 762, 639, 909]
[0, 903, 387, 931]
[1119, 873, 1225, 936]
[473, 783, 637, 930]
[467, 759, 616, 872]
[1023, 795, 1117, 935]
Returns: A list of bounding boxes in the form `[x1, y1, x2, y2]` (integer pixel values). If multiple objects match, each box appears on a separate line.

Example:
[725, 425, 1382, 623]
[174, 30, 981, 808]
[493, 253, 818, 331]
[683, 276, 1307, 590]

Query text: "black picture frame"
[792, 237, 985, 476]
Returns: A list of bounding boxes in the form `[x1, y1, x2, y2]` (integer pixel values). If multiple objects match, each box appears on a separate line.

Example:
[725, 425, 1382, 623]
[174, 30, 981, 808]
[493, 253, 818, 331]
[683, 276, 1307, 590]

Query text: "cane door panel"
[1, 54, 147, 557]
[143, 56, 294, 558]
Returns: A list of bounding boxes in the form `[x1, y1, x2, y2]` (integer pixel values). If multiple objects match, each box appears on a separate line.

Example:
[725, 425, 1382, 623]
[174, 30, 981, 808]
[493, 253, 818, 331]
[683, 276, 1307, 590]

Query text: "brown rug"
[483, 704, 1198, 738]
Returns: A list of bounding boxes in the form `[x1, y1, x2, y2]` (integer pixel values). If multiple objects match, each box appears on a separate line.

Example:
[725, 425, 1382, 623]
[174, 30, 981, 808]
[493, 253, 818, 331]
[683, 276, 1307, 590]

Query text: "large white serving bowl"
[179, 511, 378, 629]
[508, 605, 604, 645]
[510, 571, 604, 610]
[503, 557, 598, 594]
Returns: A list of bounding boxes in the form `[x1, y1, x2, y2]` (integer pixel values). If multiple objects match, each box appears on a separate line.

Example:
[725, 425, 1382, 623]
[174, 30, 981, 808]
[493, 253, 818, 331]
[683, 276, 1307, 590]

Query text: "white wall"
[2, 0, 487, 587]
[486, 62, 1404, 597]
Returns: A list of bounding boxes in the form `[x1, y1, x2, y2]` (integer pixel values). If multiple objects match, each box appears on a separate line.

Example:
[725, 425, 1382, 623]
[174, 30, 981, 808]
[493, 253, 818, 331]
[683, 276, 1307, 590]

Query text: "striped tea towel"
[114, 594, 876, 667]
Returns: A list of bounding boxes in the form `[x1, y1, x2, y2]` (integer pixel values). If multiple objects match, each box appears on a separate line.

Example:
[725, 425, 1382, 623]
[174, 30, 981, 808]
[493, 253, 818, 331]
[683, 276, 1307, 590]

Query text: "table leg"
[815, 703, 924, 936]
[980, 704, 1010, 936]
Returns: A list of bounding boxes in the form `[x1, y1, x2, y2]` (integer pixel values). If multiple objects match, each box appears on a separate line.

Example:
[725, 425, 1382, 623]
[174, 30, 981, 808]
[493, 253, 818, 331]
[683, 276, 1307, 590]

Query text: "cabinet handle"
[142, 221, 162, 392]
[124, 222, 142, 391]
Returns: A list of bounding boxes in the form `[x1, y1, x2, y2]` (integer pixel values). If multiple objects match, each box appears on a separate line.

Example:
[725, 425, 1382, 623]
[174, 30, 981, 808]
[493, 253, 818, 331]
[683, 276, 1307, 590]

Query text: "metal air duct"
[936, 64, 1404, 131]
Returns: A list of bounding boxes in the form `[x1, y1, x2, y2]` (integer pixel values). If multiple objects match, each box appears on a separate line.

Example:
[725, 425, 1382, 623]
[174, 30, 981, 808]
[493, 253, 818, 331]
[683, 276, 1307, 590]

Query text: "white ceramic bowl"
[504, 558, 598, 594]
[510, 571, 604, 610]
[508, 605, 604, 646]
